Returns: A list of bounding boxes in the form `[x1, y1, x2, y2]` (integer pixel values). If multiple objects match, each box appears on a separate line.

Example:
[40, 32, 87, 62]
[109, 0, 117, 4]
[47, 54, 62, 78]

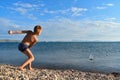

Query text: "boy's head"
[34, 25, 42, 35]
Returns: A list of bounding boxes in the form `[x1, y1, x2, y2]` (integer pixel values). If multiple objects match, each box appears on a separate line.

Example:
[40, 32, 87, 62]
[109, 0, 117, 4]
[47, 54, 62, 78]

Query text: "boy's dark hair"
[34, 25, 42, 32]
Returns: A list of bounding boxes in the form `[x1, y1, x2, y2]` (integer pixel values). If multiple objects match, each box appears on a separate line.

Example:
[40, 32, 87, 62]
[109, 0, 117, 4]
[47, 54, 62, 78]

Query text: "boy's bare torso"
[22, 31, 38, 47]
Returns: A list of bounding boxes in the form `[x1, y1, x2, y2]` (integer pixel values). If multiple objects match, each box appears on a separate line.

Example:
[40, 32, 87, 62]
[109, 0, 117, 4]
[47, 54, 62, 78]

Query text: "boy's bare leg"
[28, 63, 34, 70]
[19, 49, 34, 71]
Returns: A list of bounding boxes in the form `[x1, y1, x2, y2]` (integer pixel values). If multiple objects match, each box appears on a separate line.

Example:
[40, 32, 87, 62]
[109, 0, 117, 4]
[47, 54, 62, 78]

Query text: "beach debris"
[89, 54, 94, 61]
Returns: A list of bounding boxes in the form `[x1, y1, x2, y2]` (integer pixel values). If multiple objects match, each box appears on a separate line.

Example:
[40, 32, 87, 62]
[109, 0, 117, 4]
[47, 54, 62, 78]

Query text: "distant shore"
[0, 64, 119, 80]
[0, 39, 20, 42]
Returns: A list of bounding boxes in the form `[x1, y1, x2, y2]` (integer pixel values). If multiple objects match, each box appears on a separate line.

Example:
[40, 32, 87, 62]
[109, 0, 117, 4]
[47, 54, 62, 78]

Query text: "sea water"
[0, 42, 120, 73]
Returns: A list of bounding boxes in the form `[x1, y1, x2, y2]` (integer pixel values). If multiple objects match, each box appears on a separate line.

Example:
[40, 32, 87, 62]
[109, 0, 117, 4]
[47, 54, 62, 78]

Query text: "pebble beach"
[0, 64, 120, 80]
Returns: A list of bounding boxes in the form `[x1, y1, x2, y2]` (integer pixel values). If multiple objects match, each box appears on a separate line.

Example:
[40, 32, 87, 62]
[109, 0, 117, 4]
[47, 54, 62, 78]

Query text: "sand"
[0, 64, 120, 80]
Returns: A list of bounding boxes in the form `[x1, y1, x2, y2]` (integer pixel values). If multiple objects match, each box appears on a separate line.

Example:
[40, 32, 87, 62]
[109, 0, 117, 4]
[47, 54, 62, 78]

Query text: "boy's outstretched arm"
[8, 30, 31, 34]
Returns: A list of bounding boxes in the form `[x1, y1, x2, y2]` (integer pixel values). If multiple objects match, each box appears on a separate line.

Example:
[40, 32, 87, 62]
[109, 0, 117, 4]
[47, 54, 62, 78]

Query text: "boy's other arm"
[28, 42, 37, 48]
[8, 30, 31, 34]
[28, 37, 38, 48]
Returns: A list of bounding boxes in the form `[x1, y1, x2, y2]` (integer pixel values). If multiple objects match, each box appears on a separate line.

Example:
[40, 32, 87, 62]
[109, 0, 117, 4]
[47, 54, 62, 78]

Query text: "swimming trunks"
[18, 43, 28, 52]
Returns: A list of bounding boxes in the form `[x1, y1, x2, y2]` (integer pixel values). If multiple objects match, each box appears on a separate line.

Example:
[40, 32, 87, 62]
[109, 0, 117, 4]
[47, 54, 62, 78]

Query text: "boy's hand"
[8, 30, 12, 34]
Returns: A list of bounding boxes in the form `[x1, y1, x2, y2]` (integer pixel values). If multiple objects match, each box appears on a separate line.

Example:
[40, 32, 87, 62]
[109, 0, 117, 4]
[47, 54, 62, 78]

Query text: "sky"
[0, 0, 120, 41]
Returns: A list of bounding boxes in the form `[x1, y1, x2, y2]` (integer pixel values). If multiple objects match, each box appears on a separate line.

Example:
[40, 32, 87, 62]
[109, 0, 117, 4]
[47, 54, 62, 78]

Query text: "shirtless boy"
[8, 25, 42, 71]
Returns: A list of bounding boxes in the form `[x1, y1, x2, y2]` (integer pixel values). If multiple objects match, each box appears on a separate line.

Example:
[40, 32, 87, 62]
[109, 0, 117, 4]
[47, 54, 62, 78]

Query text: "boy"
[8, 25, 42, 71]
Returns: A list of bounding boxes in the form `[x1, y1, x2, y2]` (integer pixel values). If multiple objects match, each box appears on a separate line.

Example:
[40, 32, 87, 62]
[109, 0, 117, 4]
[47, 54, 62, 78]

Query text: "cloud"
[104, 17, 116, 21]
[44, 8, 71, 14]
[27, 14, 37, 20]
[96, 6, 107, 10]
[0, 18, 22, 39]
[10, 1, 42, 20]
[10, 1, 87, 19]
[11, 7, 27, 15]
[96, 3, 114, 10]
[12, 1, 44, 11]
[13, 1, 38, 8]
[44, 7, 87, 16]
[71, 7, 87, 16]
[0, 18, 21, 28]
[0, 18, 25, 40]
[105, 3, 114, 7]
[44, 9, 57, 14]
[1, 17, 120, 41]
[39, 18, 120, 41]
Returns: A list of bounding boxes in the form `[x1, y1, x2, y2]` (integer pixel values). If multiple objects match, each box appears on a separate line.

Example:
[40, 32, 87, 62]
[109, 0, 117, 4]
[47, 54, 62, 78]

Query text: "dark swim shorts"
[18, 43, 28, 52]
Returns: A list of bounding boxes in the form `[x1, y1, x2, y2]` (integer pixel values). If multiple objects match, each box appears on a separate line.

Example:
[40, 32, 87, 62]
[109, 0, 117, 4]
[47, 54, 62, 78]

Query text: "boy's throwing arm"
[8, 30, 31, 34]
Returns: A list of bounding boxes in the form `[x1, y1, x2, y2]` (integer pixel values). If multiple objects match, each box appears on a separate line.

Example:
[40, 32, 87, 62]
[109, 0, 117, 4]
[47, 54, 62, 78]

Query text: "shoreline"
[0, 64, 120, 80]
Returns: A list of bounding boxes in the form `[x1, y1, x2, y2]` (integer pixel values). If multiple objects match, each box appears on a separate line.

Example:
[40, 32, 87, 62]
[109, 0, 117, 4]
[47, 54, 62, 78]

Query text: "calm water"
[0, 42, 120, 73]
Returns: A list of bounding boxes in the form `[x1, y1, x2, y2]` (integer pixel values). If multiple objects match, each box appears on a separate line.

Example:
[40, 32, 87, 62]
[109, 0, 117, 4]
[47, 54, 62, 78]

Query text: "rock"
[0, 64, 119, 80]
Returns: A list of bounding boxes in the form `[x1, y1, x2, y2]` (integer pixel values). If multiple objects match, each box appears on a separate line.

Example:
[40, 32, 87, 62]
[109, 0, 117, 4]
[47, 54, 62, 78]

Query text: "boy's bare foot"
[29, 67, 34, 71]
[18, 67, 25, 71]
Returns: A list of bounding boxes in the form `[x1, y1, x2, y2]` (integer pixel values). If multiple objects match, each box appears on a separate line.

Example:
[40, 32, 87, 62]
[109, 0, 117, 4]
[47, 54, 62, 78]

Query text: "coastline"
[0, 64, 119, 80]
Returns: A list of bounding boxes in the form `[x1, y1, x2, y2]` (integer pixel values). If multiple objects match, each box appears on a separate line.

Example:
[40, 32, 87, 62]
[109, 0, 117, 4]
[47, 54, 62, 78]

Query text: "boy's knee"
[29, 56, 34, 61]
[31, 57, 35, 61]
[32, 57, 35, 61]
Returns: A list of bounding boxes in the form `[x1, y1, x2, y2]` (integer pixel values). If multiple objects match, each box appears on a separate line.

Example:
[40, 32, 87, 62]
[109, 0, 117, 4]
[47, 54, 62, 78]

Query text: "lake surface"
[0, 42, 120, 73]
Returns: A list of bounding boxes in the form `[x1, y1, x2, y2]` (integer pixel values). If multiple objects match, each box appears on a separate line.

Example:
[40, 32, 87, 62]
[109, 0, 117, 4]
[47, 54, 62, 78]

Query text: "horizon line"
[1, 39, 120, 42]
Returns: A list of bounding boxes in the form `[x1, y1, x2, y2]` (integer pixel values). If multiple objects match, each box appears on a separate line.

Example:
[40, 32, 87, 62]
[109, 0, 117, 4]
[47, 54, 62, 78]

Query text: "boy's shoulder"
[27, 30, 33, 33]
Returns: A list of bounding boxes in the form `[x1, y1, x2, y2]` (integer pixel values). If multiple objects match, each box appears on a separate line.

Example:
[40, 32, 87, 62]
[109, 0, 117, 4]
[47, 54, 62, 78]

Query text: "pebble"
[0, 64, 119, 80]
